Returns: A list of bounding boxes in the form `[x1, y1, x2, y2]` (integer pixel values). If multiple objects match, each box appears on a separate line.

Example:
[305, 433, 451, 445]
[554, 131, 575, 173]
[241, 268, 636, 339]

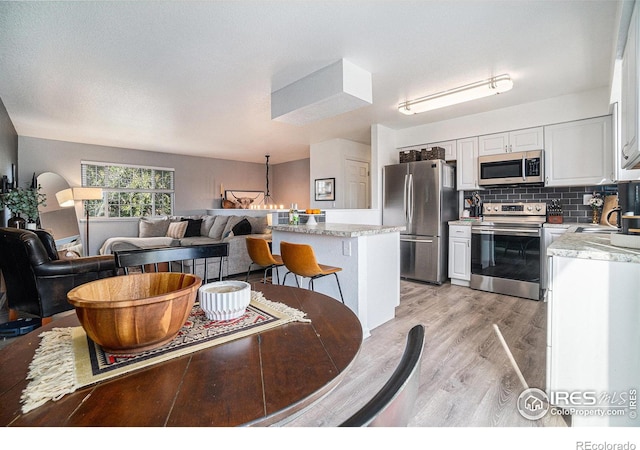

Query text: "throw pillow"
[232, 218, 252, 236]
[201, 215, 216, 236]
[166, 221, 188, 239]
[139, 217, 170, 237]
[221, 215, 244, 239]
[208, 215, 230, 240]
[182, 218, 203, 237]
[246, 215, 269, 234]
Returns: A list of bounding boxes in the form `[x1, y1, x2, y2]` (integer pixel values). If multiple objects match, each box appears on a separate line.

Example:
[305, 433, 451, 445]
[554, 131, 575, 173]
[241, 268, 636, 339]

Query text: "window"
[81, 161, 174, 218]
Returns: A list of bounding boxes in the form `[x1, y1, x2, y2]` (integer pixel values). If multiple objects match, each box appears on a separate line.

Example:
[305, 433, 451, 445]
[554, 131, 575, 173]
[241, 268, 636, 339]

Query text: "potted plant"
[1, 185, 46, 229]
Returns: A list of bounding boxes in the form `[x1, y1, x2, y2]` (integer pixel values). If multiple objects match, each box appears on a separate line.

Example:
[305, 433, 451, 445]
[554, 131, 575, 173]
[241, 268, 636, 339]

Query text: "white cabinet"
[478, 127, 543, 156]
[448, 224, 471, 286]
[547, 255, 640, 426]
[428, 140, 456, 161]
[456, 137, 480, 190]
[540, 226, 568, 294]
[611, 103, 640, 181]
[544, 116, 613, 187]
[621, 1, 640, 170]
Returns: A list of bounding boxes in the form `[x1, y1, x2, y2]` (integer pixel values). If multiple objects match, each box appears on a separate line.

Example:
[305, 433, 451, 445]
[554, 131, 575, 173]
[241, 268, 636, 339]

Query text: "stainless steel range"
[470, 202, 546, 300]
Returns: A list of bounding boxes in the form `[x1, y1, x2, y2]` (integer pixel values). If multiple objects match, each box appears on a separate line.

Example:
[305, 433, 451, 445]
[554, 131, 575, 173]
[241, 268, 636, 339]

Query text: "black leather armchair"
[0, 227, 117, 322]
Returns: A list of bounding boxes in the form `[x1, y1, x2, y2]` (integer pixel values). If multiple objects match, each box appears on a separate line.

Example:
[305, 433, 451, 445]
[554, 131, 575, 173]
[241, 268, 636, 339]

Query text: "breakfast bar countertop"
[269, 223, 405, 237]
[547, 225, 640, 264]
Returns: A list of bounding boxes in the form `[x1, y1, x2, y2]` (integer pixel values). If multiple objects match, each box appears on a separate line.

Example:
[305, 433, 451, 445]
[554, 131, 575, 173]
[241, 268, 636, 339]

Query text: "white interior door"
[345, 159, 369, 208]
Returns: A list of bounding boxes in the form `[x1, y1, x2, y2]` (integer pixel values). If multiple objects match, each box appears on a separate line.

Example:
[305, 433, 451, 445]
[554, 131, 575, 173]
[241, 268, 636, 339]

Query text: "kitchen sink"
[574, 226, 618, 234]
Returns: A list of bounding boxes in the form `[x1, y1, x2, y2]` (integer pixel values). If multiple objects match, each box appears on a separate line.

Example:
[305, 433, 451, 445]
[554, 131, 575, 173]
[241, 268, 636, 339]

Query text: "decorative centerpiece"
[589, 192, 604, 224]
[0, 185, 46, 229]
[198, 280, 251, 320]
[67, 272, 202, 354]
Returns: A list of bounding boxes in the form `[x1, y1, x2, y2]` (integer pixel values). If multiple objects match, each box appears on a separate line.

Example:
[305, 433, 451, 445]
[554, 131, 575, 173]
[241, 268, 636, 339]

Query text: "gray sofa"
[99, 214, 271, 280]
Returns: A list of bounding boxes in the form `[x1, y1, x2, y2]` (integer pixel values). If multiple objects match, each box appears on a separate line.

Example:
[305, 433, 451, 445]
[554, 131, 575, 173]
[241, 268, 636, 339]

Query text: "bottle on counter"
[293, 204, 299, 225]
[289, 204, 295, 225]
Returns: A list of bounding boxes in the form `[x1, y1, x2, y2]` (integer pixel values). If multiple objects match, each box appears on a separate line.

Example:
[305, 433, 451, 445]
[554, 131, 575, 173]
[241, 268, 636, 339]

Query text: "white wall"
[272, 158, 310, 209]
[309, 138, 371, 210]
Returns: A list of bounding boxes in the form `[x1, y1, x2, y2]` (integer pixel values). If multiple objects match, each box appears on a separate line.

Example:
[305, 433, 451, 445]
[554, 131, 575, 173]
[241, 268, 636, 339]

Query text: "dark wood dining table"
[0, 283, 363, 427]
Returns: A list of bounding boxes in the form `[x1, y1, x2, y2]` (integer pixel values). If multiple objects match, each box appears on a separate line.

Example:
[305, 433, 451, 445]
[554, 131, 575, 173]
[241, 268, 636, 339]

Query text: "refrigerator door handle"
[400, 238, 434, 243]
[403, 174, 409, 223]
[408, 173, 414, 224]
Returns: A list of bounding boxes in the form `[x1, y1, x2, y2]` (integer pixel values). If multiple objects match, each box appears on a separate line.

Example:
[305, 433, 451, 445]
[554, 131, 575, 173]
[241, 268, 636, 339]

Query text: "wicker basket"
[421, 146, 445, 160]
[399, 149, 421, 163]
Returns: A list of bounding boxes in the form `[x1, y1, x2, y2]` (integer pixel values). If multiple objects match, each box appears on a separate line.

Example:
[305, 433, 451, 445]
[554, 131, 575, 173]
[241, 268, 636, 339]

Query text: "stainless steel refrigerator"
[383, 159, 457, 284]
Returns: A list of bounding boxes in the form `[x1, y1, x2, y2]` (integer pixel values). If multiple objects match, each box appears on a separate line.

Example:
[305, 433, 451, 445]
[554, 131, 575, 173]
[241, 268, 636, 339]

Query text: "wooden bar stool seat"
[245, 236, 284, 284]
[280, 241, 344, 304]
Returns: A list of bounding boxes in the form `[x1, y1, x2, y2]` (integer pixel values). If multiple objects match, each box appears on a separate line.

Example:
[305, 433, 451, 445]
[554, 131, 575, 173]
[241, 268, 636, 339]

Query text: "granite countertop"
[269, 223, 405, 237]
[548, 225, 640, 263]
[448, 219, 481, 226]
[542, 222, 571, 229]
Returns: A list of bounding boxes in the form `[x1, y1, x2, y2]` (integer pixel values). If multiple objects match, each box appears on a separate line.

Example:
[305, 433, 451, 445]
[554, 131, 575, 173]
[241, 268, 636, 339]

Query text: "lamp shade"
[56, 188, 75, 207]
[72, 187, 103, 201]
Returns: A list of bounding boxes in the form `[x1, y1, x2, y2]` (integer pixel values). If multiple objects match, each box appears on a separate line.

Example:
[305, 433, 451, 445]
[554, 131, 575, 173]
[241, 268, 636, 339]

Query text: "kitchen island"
[546, 227, 640, 427]
[270, 223, 404, 337]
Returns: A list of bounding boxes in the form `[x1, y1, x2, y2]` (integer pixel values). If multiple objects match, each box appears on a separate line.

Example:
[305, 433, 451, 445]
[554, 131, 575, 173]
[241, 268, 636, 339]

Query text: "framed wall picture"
[315, 178, 335, 201]
[224, 190, 265, 209]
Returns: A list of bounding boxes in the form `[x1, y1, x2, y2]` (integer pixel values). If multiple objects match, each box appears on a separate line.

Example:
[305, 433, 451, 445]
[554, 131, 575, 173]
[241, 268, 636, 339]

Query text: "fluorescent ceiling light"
[399, 74, 513, 115]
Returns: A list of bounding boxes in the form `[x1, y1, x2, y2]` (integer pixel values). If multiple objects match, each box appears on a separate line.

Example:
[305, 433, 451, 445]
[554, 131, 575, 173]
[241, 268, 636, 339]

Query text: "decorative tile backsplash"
[465, 185, 618, 223]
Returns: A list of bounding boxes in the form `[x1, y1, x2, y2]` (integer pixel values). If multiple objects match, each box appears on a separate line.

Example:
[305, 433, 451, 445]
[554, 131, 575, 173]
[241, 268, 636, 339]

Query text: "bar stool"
[280, 241, 344, 304]
[245, 236, 284, 284]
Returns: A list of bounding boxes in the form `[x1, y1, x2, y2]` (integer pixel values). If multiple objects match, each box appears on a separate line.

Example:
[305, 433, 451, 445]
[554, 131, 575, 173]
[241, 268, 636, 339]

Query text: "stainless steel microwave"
[478, 150, 544, 187]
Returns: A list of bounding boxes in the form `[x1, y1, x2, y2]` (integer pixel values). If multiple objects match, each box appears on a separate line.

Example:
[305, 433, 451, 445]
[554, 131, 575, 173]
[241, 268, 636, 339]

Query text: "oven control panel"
[483, 202, 546, 216]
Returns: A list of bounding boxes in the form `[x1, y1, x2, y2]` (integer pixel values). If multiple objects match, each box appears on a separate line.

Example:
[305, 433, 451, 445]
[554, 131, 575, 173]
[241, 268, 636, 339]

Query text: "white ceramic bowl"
[198, 280, 251, 320]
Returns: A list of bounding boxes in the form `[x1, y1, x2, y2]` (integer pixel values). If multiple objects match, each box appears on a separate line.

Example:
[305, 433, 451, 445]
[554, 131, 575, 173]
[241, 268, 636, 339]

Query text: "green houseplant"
[1, 185, 47, 228]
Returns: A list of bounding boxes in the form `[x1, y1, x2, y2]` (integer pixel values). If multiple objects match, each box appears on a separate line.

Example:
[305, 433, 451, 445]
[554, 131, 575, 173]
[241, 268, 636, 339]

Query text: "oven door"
[470, 226, 541, 300]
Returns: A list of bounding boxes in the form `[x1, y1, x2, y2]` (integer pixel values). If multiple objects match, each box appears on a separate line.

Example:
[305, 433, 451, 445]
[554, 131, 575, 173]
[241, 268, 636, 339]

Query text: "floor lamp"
[56, 187, 103, 256]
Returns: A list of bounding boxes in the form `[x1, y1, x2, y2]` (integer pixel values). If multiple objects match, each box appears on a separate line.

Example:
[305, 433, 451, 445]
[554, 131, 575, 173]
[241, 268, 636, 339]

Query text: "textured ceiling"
[0, 1, 622, 164]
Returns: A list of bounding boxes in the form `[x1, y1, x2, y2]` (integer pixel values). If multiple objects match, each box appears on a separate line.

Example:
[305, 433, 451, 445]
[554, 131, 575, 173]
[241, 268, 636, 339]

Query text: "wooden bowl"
[67, 272, 202, 354]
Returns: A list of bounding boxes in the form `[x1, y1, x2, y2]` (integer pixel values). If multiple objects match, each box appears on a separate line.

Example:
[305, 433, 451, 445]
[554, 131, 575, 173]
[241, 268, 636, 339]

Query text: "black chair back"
[113, 243, 229, 282]
[0, 228, 52, 317]
[340, 324, 425, 427]
[0, 227, 116, 319]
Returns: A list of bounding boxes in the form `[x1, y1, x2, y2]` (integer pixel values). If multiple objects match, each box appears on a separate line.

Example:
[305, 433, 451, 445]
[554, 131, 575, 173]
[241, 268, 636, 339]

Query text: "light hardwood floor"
[0, 276, 567, 426]
[283, 280, 567, 427]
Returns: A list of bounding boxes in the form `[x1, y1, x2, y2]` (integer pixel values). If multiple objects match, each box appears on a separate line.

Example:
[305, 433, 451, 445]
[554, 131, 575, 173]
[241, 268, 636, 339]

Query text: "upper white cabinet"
[456, 137, 480, 190]
[427, 140, 457, 161]
[544, 116, 613, 187]
[478, 127, 543, 156]
[612, 103, 640, 181]
[621, 1, 640, 170]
